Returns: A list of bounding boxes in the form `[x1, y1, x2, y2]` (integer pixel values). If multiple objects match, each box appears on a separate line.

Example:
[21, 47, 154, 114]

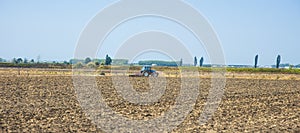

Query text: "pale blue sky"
[0, 0, 299, 65]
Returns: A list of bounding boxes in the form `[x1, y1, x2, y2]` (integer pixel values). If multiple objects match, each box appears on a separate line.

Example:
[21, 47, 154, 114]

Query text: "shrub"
[73, 62, 84, 69]
[87, 62, 96, 69]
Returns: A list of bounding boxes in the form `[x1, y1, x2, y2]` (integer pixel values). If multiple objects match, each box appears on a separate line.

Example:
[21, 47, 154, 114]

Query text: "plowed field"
[0, 70, 299, 132]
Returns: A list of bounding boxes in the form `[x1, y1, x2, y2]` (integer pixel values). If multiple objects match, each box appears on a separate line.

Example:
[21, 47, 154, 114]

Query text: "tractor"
[129, 65, 159, 77]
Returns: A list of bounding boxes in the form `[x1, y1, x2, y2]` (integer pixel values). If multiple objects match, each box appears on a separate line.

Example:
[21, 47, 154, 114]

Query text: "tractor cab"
[141, 65, 152, 71]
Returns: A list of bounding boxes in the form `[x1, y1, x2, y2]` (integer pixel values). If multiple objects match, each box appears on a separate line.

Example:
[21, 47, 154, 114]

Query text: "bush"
[73, 62, 84, 69]
[87, 62, 96, 69]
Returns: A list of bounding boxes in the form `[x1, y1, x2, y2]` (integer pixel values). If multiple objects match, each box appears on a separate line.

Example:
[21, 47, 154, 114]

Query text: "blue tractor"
[140, 65, 159, 77]
[130, 65, 159, 77]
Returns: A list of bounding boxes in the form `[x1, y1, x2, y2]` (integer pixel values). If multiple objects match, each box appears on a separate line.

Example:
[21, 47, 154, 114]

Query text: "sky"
[0, 0, 300, 65]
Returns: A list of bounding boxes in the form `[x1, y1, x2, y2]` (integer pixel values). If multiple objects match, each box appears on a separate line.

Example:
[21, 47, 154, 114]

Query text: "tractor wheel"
[151, 72, 158, 77]
[143, 72, 149, 77]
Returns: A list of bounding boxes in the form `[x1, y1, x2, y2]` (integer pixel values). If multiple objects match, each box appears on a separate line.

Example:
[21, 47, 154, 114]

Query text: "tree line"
[0, 54, 300, 69]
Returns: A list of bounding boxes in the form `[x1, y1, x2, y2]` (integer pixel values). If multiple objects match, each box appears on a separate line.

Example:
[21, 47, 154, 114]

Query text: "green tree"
[199, 57, 204, 67]
[0, 58, 5, 62]
[30, 59, 34, 63]
[179, 58, 183, 66]
[254, 55, 258, 68]
[12, 58, 17, 64]
[105, 54, 112, 65]
[37, 55, 41, 63]
[95, 61, 100, 66]
[24, 58, 28, 64]
[17, 58, 23, 64]
[276, 55, 281, 69]
[194, 56, 197, 66]
[289, 64, 294, 69]
[63, 61, 69, 65]
[85, 57, 92, 64]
